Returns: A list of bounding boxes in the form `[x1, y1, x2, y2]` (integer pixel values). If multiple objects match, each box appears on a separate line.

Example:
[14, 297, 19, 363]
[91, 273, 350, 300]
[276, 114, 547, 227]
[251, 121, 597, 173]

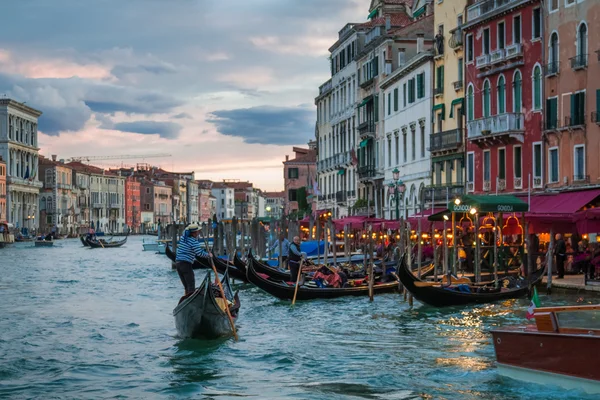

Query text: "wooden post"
[526, 221, 532, 276]
[316, 220, 321, 265]
[368, 224, 374, 302]
[171, 223, 177, 253]
[278, 220, 283, 269]
[493, 216, 499, 284]
[417, 217, 422, 278]
[433, 221, 438, 282]
[547, 227, 554, 294]
[344, 223, 350, 261]
[330, 219, 337, 268]
[474, 214, 481, 283]
[452, 211, 457, 276]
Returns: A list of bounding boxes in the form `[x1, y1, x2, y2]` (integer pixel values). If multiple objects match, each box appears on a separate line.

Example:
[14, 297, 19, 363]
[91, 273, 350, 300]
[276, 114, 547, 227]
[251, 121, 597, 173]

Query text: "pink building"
[0, 156, 6, 222]
[198, 185, 213, 222]
[283, 147, 317, 214]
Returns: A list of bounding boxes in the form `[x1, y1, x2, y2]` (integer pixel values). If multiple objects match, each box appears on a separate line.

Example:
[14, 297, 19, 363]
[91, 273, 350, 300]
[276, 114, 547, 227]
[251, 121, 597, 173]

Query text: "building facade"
[198, 183, 213, 223]
[283, 147, 317, 215]
[187, 180, 199, 223]
[39, 156, 76, 234]
[463, 0, 543, 195]
[0, 99, 43, 232]
[264, 191, 285, 219]
[544, 0, 600, 189]
[211, 183, 235, 220]
[0, 156, 6, 222]
[430, 0, 467, 204]
[125, 176, 141, 232]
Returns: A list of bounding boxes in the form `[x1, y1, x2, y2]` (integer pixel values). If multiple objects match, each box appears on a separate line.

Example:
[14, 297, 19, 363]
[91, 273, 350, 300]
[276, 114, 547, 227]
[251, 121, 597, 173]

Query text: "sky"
[0, 0, 368, 191]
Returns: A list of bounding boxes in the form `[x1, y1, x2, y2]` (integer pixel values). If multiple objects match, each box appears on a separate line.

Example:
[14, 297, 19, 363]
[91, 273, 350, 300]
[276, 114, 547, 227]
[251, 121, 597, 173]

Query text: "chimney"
[385, 15, 391, 31]
[398, 48, 406, 67]
[285, 155, 289, 162]
[51, 154, 57, 162]
[417, 34, 424, 54]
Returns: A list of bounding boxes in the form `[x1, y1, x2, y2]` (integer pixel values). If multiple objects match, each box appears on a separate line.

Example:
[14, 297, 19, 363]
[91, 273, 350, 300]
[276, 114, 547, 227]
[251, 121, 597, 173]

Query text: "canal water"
[0, 236, 597, 399]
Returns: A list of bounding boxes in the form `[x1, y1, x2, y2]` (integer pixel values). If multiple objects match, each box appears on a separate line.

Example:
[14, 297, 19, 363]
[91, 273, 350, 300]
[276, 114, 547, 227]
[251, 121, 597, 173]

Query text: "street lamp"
[388, 167, 406, 221]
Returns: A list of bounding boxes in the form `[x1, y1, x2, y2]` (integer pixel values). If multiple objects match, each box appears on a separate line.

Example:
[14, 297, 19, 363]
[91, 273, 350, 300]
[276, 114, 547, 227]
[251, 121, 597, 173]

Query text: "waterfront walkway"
[542, 274, 600, 292]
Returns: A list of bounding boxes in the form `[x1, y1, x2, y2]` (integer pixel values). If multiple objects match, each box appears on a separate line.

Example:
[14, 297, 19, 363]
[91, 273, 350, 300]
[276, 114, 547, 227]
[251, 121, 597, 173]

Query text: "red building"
[463, 0, 543, 194]
[125, 176, 141, 232]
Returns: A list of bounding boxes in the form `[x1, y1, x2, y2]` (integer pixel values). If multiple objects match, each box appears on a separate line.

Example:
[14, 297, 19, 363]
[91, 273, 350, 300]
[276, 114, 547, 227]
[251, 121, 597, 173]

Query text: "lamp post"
[388, 168, 406, 221]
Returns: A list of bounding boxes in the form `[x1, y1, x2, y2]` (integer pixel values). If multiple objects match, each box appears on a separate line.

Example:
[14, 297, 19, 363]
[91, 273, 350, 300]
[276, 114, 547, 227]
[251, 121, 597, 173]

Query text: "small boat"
[491, 304, 600, 394]
[173, 270, 240, 339]
[80, 235, 90, 247]
[247, 255, 399, 301]
[396, 255, 546, 307]
[34, 240, 54, 247]
[233, 253, 247, 275]
[85, 234, 128, 249]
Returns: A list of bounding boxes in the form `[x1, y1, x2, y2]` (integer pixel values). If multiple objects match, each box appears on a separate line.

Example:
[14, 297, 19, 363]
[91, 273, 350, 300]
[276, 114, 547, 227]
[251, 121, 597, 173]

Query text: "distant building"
[197, 180, 213, 223]
[39, 155, 76, 234]
[0, 156, 6, 222]
[187, 180, 199, 223]
[125, 176, 141, 233]
[211, 182, 235, 220]
[263, 191, 285, 219]
[140, 179, 172, 229]
[0, 99, 43, 232]
[283, 147, 317, 215]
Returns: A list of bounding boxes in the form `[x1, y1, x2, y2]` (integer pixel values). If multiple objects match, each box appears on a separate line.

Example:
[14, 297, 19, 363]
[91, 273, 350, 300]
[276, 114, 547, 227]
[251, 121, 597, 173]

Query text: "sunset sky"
[0, 0, 368, 191]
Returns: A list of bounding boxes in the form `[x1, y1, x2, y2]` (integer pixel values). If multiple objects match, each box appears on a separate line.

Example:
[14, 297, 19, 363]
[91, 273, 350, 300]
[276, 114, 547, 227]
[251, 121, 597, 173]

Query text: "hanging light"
[470, 207, 477, 215]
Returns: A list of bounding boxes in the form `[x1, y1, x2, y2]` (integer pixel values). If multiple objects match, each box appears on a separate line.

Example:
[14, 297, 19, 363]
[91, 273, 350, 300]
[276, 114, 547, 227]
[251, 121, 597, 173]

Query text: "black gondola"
[247, 255, 399, 301]
[173, 270, 240, 339]
[233, 253, 247, 274]
[247, 250, 292, 280]
[165, 243, 204, 269]
[80, 236, 89, 246]
[396, 255, 546, 307]
[85, 234, 128, 249]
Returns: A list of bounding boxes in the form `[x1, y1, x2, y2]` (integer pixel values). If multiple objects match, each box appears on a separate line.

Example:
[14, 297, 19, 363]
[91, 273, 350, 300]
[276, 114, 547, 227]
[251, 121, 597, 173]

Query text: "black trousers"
[176, 261, 196, 294]
[556, 256, 565, 278]
[289, 260, 301, 282]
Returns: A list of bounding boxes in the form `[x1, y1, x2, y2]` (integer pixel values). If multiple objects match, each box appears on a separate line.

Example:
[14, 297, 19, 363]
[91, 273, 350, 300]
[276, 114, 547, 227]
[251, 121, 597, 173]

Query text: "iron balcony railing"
[360, 77, 374, 89]
[424, 185, 465, 202]
[573, 175, 590, 183]
[466, 0, 520, 23]
[346, 190, 356, 198]
[434, 87, 444, 96]
[358, 121, 376, 137]
[570, 54, 588, 70]
[467, 113, 524, 139]
[317, 151, 351, 172]
[544, 61, 559, 76]
[430, 129, 463, 152]
[565, 114, 586, 127]
[449, 27, 463, 49]
[357, 165, 377, 179]
[453, 80, 463, 91]
[336, 191, 347, 203]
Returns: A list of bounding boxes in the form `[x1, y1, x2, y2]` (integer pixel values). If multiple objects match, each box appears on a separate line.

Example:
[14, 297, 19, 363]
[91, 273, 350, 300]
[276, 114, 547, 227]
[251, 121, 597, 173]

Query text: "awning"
[359, 139, 369, 148]
[337, 169, 345, 175]
[367, 9, 378, 19]
[432, 153, 463, 163]
[413, 6, 426, 19]
[358, 96, 373, 107]
[432, 103, 445, 120]
[449, 194, 529, 213]
[449, 98, 464, 118]
[526, 189, 600, 215]
[574, 208, 600, 234]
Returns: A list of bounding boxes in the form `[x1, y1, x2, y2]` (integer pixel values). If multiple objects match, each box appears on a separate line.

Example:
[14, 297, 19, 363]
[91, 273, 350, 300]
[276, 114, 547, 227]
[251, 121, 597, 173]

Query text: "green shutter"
[374, 94, 379, 122]
[403, 83, 407, 106]
[546, 98, 553, 128]
[394, 88, 398, 111]
[597, 89, 600, 115]
[440, 66, 444, 90]
[373, 56, 379, 76]
[579, 92, 585, 125]
[571, 94, 576, 126]
[388, 93, 391, 115]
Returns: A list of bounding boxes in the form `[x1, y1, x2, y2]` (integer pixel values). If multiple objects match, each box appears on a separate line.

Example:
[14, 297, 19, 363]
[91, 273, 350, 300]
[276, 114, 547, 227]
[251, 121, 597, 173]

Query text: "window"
[533, 8, 541, 39]
[513, 70, 522, 114]
[497, 75, 506, 114]
[533, 142, 543, 183]
[566, 0, 575, 6]
[458, 58, 463, 82]
[288, 168, 299, 179]
[546, 97, 558, 129]
[574, 145, 585, 180]
[387, 93, 391, 115]
[514, 145, 522, 181]
[437, 112, 443, 133]
[466, 34, 474, 62]
[417, 72, 425, 99]
[483, 150, 491, 182]
[408, 78, 416, 103]
[533, 65, 542, 110]
[498, 148, 506, 180]
[436, 66, 444, 91]
[394, 88, 399, 111]
[446, 160, 453, 184]
[513, 15, 522, 44]
[549, 32, 559, 66]
[288, 189, 297, 201]
[483, 28, 490, 55]
[498, 22, 505, 49]
[570, 91, 585, 126]
[403, 131, 407, 162]
[549, 147, 559, 183]
[577, 22, 587, 59]
[403, 83, 407, 107]
[483, 80, 491, 118]
[467, 84, 474, 121]
[420, 125, 426, 158]
[467, 152, 475, 183]
[395, 134, 399, 165]
[411, 127, 416, 161]
[387, 137, 392, 167]
[549, 0, 558, 12]
[435, 162, 442, 185]
[457, 14, 463, 27]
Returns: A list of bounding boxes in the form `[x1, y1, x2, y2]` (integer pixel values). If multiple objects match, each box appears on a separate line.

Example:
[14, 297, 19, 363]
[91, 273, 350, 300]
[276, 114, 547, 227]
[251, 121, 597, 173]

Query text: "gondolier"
[288, 236, 305, 282]
[176, 224, 212, 297]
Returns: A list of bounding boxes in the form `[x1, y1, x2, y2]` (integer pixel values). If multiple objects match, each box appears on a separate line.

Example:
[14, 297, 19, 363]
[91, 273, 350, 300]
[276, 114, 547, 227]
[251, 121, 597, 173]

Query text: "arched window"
[577, 22, 587, 67]
[467, 84, 475, 121]
[497, 75, 506, 114]
[513, 70, 522, 114]
[533, 65, 542, 110]
[483, 80, 491, 118]
[549, 32, 559, 65]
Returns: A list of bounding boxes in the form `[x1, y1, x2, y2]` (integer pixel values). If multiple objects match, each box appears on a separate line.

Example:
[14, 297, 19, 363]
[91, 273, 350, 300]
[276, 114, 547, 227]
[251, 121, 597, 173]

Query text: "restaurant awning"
[432, 103, 445, 120]
[449, 194, 529, 213]
[526, 189, 600, 215]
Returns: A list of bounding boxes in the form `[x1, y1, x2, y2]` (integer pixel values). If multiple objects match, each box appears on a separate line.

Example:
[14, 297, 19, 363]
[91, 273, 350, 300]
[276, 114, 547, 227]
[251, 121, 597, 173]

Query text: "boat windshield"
[555, 310, 600, 331]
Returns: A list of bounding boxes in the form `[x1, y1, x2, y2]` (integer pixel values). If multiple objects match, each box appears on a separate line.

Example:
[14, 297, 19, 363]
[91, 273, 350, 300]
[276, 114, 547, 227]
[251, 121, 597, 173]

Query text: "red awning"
[525, 189, 600, 215]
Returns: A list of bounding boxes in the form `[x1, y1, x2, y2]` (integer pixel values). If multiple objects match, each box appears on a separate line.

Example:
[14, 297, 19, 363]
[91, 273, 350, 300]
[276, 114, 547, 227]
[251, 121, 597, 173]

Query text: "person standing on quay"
[176, 224, 212, 297]
[270, 233, 290, 268]
[554, 233, 567, 279]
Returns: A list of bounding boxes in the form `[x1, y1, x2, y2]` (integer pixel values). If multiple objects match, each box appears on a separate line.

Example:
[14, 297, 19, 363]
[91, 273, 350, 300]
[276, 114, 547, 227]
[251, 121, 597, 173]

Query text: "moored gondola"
[396, 255, 546, 307]
[247, 249, 291, 280]
[233, 253, 247, 274]
[173, 270, 240, 339]
[85, 234, 128, 249]
[247, 255, 400, 301]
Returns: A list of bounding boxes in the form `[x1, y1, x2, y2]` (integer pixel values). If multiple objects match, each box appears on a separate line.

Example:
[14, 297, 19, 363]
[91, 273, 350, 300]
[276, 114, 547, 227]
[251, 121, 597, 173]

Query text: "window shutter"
[403, 83, 407, 106]
[579, 92, 585, 125]
[394, 88, 398, 111]
[388, 93, 391, 115]
[373, 56, 379, 76]
[597, 89, 600, 115]
[440, 66, 445, 90]
[546, 98, 552, 128]
[571, 94, 576, 125]
[374, 95, 379, 122]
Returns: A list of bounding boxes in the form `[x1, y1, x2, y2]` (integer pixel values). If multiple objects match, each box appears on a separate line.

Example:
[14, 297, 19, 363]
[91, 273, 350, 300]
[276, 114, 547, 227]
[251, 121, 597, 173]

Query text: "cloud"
[172, 112, 192, 119]
[111, 121, 182, 139]
[249, 35, 333, 57]
[207, 105, 314, 145]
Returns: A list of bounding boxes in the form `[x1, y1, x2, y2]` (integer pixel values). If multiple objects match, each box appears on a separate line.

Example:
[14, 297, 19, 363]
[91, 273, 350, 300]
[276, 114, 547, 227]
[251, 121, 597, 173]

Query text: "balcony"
[109, 203, 120, 209]
[449, 27, 463, 49]
[57, 183, 72, 190]
[346, 190, 356, 198]
[476, 54, 490, 69]
[544, 61, 559, 77]
[424, 185, 465, 202]
[7, 176, 43, 188]
[573, 175, 590, 184]
[453, 80, 463, 91]
[336, 191, 347, 203]
[317, 151, 352, 172]
[467, 113, 524, 142]
[358, 121, 376, 138]
[92, 202, 103, 208]
[434, 35, 444, 59]
[565, 114, 586, 128]
[357, 165, 377, 179]
[570, 54, 588, 70]
[360, 77, 374, 89]
[430, 129, 463, 152]
[490, 49, 505, 64]
[505, 43, 522, 59]
[434, 87, 444, 97]
[593, 112, 600, 125]
[466, 0, 521, 24]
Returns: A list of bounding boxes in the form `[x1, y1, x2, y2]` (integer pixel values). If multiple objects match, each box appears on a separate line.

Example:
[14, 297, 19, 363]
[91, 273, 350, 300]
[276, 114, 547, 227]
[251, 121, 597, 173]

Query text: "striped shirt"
[176, 235, 210, 264]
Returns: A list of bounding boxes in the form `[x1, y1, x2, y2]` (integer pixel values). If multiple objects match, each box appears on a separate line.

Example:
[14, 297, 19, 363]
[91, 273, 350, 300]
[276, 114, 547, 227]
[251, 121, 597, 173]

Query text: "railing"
[483, 181, 491, 192]
[490, 49, 505, 64]
[317, 151, 351, 172]
[498, 179, 506, 191]
[467, 113, 524, 139]
[573, 175, 590, 183]
[434, 36, 444, 58]
[358, 121, 376, 137]
[476, 54, 490, 69]
[336, 191, 347, 203]
[449, 28, 463, 49]
[92, 202, 103, 208]
[593, 112, 600, 124]
[434, 87, 444, 96]
[570, 54, 588, 70]
[430, 129, 462, 152]
[424, 185, 465, 201]
[565, 115, 586, 128]
[466, 0, 519, 23]
[358, 165, 377, 179]
[360, 77, 374, 88]
[505, 43, 522, 59]
[544, 61, 559, 77]
[346, 190, 356, 198]
[57, 183, 72, 190]
[453, 80, 463, 91]
[467, 182, 475, 192]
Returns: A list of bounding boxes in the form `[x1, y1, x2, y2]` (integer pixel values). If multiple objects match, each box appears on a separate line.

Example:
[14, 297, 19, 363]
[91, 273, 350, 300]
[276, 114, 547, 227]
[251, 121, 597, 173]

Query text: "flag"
[312, 179, 320, 196]
[24, 166, 30, 180]
[350, 149, 358, 166]
[526, 286, 541, 320]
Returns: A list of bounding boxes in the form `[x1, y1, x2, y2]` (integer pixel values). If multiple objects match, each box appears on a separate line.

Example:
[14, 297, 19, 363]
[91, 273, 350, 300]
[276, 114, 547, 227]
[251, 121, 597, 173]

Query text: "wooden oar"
[291, 259, 305, 306]
[199, 231, 238, 341]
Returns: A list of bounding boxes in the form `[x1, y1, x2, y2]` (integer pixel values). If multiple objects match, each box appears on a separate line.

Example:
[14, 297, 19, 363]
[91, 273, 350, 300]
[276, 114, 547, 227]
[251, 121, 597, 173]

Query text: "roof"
[39, 156, 72, 169]
[221, 181, 254, 190]
[66, 161, 105, 175]
[358, 13, 412, 29]
[264, 191, 285, 198]
[0, 99, 43, 117]
[284, 148, 317, 164]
